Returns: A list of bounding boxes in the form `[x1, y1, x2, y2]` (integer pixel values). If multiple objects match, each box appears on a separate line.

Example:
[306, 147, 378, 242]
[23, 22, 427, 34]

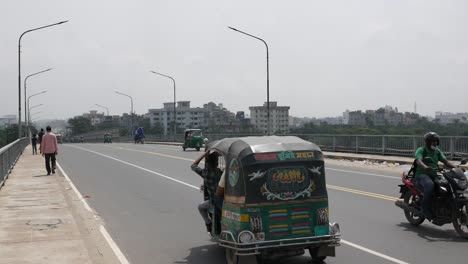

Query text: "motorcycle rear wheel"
[403, 191, 425, 226]
[452, 203, 468, 239]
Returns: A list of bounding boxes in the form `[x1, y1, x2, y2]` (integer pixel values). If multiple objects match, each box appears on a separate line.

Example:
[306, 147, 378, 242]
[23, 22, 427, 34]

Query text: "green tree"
[68, 117, 93, 134]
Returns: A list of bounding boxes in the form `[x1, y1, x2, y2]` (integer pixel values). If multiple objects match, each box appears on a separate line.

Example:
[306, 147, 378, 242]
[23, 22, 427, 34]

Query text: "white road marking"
[68, 145, 199, 190]
[57, 161, 131, 264]
[341, 239, 409, 264]
[67, 145, 411, 264]
[327, 167, 400, 179]
[56, 162, 93, 213]
[100, 225, 131, 264]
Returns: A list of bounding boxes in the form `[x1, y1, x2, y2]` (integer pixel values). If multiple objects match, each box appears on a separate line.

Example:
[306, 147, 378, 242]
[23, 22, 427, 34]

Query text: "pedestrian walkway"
[0, 146, 116, 264]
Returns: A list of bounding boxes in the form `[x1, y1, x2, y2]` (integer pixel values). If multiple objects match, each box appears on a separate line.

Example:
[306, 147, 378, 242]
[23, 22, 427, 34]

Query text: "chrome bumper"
[218, 224, 341, 256]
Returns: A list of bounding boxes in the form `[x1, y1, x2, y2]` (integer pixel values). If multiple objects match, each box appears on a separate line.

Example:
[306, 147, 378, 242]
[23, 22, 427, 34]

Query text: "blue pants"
[416, 174, 434, 218]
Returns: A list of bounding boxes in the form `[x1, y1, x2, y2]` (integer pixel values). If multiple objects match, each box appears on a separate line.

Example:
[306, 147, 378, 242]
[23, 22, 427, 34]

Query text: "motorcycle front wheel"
[452, 203, 468, 239]
[403, 191, 425, 226]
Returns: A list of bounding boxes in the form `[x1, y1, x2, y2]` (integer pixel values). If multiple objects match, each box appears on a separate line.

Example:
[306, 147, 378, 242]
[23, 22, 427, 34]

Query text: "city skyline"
[2, 1, 468, 121]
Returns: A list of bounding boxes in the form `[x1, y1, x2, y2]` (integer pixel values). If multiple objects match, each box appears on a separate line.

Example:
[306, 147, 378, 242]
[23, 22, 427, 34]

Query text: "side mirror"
[460, 159, 467, 165]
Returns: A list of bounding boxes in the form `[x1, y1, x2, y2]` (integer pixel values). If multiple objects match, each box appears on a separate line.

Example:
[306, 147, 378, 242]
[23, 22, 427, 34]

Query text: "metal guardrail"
[70, 133, 468, 160]
[0, 138, 29, 190]
[306, 135, 468, 160]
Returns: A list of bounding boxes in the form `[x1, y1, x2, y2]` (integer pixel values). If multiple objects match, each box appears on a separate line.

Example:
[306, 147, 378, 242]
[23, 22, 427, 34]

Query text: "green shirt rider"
[414, 132, 455, 220]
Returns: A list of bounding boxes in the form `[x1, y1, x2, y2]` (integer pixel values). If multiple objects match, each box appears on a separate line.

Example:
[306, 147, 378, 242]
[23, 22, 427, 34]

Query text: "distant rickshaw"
[201, 136, 341, 264]
[56, 134, 63, 144]
[104, 133, 112, 143]
[183, 129, 203, 151]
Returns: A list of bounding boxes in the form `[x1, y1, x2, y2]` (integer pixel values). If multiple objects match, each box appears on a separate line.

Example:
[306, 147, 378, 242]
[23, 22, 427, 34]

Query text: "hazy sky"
[1, 0, 467, 121]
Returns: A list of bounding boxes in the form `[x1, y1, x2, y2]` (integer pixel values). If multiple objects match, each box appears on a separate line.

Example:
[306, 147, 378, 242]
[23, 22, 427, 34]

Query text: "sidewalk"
[0, 146, 119, 264]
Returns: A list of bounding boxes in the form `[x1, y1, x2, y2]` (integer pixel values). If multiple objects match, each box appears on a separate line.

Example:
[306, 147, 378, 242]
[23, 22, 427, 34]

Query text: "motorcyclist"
[415, 132, 455, 219]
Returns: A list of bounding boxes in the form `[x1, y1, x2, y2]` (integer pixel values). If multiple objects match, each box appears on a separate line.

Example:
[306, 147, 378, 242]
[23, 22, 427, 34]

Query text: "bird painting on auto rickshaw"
[193, 136, 341, 264]
[182, 129, 204, 151]
[104, 133, 112, 143]
[134, 127, 145, 144]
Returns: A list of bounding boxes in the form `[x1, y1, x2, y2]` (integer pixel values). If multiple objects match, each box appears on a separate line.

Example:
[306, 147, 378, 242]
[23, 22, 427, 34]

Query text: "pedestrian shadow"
[397, 222, 468, 243]
[33, 174, 51, 177]
[173, 243, 224, 264]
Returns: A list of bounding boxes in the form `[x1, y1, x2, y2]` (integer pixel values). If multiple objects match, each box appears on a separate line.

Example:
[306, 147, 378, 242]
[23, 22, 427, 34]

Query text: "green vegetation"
[290, 117, 468, 136]
[67, 116, 94, 134]
[0, 125, 19, 148]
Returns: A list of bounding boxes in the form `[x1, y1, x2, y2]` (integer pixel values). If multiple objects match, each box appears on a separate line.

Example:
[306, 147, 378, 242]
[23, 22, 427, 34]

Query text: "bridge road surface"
[56, 143, 468, 264]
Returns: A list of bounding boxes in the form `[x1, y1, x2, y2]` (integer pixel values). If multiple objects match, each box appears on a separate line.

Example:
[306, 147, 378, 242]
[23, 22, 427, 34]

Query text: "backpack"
[407, 148, 428, 177]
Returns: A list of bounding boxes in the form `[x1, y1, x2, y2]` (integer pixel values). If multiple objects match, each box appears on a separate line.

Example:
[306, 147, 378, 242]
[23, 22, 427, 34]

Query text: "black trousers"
[32, 144, 37, 154]
[44, 154, 56, 174]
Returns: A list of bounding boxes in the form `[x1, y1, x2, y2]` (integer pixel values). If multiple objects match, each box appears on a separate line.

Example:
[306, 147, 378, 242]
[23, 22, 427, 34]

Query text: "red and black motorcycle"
[395, 158, 468, 238]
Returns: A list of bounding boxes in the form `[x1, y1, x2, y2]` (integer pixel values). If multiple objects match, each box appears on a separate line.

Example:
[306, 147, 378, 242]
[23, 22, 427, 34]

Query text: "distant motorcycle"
[395, 158, 468, 238]
[134, 127, 145, 144]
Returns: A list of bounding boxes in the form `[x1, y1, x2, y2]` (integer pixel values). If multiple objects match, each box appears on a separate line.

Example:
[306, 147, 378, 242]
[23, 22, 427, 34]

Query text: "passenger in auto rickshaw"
[191, 151, 224, 232]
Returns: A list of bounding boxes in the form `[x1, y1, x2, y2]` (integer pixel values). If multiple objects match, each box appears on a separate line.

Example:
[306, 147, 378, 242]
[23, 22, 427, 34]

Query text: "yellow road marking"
[100, 145, 399, 202]
[327, 184, 398, 201]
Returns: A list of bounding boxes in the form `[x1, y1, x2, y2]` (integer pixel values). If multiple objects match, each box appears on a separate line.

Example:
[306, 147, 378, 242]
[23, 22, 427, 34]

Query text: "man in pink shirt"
[40, 126, 58, 175]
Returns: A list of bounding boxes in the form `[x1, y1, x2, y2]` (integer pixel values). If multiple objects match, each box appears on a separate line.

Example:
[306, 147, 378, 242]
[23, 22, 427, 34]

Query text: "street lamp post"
[150, 70, 176, 141]
[95, 104, 110, 116]
[228, 26, 270, 135]
[115, 92, 134, 133]
[27, 91, 47, 133]
[18, 20, 68, 138]
[24, 68, 52, 128]
[28, 104, 43, 133]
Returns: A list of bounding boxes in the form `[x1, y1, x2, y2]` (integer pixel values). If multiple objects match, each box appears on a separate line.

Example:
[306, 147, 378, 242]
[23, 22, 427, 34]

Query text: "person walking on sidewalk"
[40, 126, 58, 175]
[31, 134, 38, 155]
[38, 128, 45, 154]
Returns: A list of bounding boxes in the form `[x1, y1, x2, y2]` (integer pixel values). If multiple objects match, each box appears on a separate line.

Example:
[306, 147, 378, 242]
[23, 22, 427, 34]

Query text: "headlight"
[238, 231, 255, 243]
[329, 222, 340, 235]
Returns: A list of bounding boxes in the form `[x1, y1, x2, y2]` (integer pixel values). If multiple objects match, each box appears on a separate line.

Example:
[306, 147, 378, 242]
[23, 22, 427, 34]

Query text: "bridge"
[1, 140, 467, 264]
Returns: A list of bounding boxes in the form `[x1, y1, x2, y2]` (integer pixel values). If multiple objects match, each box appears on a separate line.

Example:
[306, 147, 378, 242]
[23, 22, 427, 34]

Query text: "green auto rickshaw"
[56, 134, 63, 144]
[104, 133, 112, 143]
[183, 129, 204, 151]
[203, 136, 340, 264]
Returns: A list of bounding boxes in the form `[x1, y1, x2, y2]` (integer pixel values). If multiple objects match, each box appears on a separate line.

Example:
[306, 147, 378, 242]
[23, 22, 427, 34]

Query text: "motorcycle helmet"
[424, 132, 440, 146]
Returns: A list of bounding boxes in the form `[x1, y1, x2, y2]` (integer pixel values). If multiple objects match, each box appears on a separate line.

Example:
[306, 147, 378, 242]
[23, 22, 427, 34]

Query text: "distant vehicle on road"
[183, 129, 203, 151]
[56, 134, 63, 144]
[203, 136, 341, 264]
[104, 133, 112, 143]
[134, 127, 145, 144]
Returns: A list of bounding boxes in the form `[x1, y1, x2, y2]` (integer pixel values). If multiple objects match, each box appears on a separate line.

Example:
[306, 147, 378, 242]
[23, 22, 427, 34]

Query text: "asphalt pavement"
[56, 143, 468, 264]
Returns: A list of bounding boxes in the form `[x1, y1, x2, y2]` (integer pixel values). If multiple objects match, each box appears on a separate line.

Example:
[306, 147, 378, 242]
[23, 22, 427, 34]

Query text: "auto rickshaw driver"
[191, 151, 224, 232]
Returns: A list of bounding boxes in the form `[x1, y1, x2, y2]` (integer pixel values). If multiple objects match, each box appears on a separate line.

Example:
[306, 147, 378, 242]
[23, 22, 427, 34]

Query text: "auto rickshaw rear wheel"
[309, 247, 326, 262]
[225, 249, 239, 264]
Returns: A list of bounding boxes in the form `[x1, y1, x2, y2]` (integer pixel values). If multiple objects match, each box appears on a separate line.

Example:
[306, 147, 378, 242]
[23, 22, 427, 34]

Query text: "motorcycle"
[395, 158, 468, 238]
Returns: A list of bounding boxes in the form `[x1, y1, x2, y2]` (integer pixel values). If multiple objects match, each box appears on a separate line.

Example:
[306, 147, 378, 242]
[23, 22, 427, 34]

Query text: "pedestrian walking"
[31, 134, 38, 155]
[40, 126, 58, 175]
[38, 128, 45, 154]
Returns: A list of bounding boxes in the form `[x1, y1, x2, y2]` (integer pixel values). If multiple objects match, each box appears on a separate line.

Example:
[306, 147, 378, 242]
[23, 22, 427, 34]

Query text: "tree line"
[290, 117, 468, 136]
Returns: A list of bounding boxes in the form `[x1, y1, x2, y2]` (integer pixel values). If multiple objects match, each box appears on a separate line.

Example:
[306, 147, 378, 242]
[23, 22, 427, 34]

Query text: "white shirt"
[218, 170, 226, 188]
